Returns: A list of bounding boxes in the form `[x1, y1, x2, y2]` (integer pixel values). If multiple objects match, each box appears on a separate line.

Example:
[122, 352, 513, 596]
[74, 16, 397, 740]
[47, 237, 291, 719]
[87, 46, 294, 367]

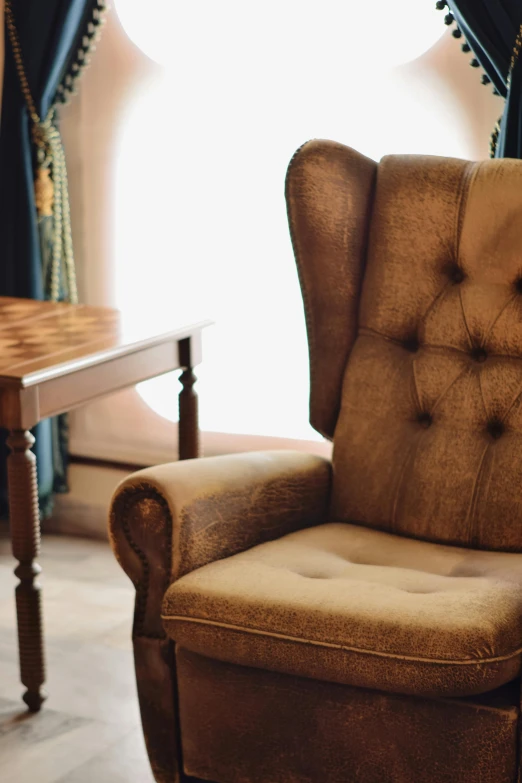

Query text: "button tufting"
[515, 277, 522, 294]
[403, 336, 419, 353]
[446, 263, 465, 284]
[417, 412, 432, 429]
[487, 419, 504, 440]
[470, 346, 487, 363]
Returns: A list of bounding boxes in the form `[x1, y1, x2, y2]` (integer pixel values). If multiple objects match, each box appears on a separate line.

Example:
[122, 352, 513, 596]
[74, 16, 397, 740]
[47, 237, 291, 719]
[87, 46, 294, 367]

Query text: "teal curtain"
[443, 0, 522, 157]
[0, 0, 105, 517]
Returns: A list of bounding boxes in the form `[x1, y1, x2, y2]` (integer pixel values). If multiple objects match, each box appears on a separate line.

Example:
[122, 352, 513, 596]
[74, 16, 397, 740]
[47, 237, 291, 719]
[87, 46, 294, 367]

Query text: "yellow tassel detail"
[34, 167, 54, 217]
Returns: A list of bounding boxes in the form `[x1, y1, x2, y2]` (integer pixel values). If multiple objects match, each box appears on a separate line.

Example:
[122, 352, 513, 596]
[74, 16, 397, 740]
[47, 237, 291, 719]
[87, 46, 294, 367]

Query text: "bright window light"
[112, 3, 460, 441]
[115, 2, 444, 70]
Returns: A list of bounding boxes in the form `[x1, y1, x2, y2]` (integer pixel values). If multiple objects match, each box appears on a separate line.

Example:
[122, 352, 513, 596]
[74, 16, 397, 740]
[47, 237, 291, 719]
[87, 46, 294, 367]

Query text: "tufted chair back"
[286, 140, 522, 551]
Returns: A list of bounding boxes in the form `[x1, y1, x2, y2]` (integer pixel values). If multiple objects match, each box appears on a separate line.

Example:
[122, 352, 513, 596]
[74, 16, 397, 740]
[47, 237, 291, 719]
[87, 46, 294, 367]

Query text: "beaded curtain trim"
[436, 1, 522, 158]
[55, 0, 108, 107]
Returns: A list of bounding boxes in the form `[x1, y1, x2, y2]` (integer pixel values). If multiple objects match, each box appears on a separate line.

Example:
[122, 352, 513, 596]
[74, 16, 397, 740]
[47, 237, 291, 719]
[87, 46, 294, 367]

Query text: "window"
[62, 4, 501, 463]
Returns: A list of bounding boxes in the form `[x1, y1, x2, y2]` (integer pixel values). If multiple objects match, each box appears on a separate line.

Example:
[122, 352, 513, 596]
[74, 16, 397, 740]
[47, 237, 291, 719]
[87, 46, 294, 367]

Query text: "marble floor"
[0, 528, 155, 782]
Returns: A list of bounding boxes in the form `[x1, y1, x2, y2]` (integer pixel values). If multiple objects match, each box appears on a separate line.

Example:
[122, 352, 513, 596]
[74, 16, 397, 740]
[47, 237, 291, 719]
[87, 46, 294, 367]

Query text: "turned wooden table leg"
[178, 367, 199, 460]
[7, 430, 47, 711]
[178, 337, 200, 460]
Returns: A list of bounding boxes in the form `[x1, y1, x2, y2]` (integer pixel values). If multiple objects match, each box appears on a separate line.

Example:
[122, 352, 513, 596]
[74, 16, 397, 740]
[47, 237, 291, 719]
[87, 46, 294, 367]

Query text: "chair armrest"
[109, 450, 331, 636]
[109, 450, 330, 782]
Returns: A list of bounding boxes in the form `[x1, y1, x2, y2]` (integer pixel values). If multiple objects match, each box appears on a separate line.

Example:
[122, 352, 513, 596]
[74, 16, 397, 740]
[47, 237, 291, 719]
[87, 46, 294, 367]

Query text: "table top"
[0, 297, 211, 387]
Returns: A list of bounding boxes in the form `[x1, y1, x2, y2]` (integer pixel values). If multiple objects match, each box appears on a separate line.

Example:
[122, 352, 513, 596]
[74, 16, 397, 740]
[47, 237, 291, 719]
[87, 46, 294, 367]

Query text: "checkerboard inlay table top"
[0, 295, 211, 713]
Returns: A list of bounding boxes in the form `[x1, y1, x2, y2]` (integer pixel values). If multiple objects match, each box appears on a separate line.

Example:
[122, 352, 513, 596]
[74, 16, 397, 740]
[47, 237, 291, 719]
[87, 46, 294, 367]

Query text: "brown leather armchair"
[110, 141, 522, 783]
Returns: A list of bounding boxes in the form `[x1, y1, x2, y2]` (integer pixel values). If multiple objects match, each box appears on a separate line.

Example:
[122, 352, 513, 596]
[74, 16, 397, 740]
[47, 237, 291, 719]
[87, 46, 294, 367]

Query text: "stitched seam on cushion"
[360, 329, 522, 364]
[431, 365, 471, 414]
[458, 286, 474, 350]
[161, 614, 522, 666]
[483, 291, 518, 348]
[501, 376, 522, 422]
[411, 355, 422, 410]
[455, 161, 479, 259]
[418, 280, 452, 337]
[466, 442, 490, 546]
[453, 162, 479, 374]
[114, 485, 173, 640]
[478, 370, 489, 421]
[390, 437, 422, 534]
[417, 161, 476, 349]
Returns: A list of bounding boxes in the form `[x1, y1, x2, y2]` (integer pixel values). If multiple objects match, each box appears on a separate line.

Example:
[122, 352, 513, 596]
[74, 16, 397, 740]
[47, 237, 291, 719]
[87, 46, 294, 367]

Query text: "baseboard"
[45, 462, 132, 540]
[68, 390, 332, 467]
[70, 430, 332, 466]
[51, 407, 332, 540]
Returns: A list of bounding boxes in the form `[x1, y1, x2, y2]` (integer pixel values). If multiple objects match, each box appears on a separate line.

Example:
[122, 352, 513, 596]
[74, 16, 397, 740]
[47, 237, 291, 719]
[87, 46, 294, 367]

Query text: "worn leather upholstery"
[164, 522, 522, 698]
[110, 450, 331, 584]
[110, 141, 522, 783]
[325, 152, 522, 549]
[176, 647, 518, 783]
[109, 451, 330, 783]
[286, 141, 377, 439]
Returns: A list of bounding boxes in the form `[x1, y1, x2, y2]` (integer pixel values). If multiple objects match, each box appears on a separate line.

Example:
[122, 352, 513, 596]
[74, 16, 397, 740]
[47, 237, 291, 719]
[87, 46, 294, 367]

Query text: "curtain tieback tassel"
[5, 0, 78, 305]
[34, 166, 54, 217]
[30, 118, 78, 304]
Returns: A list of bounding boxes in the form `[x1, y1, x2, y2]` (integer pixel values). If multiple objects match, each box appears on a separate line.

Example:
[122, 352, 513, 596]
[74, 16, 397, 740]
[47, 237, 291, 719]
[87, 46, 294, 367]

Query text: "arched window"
[62, 4, 501, 463]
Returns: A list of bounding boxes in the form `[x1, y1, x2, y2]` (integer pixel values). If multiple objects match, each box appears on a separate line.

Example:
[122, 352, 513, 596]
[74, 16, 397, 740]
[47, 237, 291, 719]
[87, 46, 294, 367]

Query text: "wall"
[54, 11, 505, 538]
[60, 12, 504, 472]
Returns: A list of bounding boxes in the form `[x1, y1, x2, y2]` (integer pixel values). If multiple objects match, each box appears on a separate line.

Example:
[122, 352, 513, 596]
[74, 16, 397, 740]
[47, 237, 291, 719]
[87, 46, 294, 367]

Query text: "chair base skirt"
[176, 646, 519, 783]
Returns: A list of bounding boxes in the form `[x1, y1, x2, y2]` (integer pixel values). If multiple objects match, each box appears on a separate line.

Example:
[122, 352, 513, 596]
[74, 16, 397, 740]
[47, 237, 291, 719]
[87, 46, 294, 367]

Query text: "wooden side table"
[0, 296, 211, 711]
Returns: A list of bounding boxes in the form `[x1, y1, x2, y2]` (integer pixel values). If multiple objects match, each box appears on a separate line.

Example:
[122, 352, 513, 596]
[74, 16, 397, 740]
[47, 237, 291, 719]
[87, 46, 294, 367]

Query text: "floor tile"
[0, 534, 152, 782]
[0, 697, 128, 783]
[55, 727, 155, 783]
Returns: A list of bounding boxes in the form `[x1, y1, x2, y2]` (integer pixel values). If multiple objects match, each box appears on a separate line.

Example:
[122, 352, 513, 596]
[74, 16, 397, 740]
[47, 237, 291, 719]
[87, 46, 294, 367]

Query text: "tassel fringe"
[33, 116, 78, 303]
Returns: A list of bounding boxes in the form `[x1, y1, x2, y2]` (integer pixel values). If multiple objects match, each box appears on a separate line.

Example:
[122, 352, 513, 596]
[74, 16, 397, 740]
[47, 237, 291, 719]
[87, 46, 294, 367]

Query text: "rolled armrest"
[109, 450, 330, 781]
[110, 450, 330, 602]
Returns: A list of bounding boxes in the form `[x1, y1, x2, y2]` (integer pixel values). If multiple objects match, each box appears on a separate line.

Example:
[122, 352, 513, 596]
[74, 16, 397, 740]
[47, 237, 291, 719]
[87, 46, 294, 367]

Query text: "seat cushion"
[162, 523, 522, 698]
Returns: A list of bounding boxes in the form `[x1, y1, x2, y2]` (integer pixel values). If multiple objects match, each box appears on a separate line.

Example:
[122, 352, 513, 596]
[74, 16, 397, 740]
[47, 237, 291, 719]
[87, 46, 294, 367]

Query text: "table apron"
[38, 340, 183, 421]
[0, 340, 188, 429]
